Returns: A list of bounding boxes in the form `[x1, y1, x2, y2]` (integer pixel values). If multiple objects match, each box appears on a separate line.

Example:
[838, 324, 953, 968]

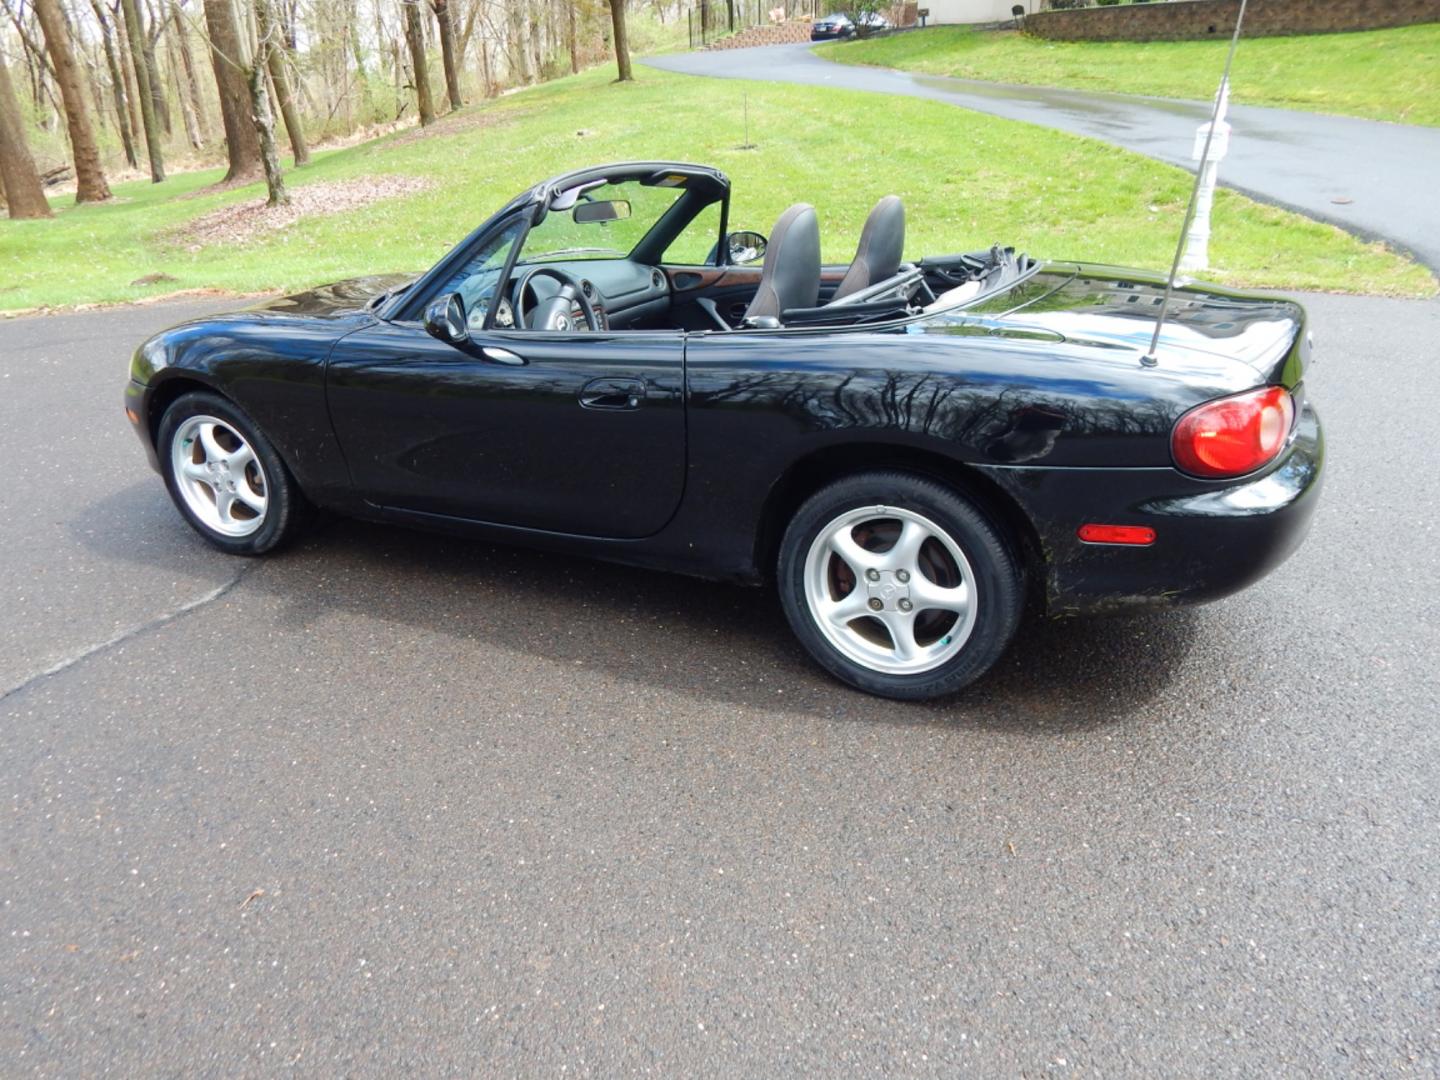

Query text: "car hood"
[970, 263, 1307, 386]
[247, 273, 417, 320]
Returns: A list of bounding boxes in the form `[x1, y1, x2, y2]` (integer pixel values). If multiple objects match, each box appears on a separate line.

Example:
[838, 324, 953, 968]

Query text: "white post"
[1180, 81, 1232, 273]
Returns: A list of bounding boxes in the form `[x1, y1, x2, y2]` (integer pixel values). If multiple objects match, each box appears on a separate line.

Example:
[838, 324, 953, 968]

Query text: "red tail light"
[1172, 386, 1295, 479]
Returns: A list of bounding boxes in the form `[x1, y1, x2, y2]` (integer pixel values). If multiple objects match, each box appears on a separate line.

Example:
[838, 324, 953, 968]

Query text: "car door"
[325, 321, 686, 539]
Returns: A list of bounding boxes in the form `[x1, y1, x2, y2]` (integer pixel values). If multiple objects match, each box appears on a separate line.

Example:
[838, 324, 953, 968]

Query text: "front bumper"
[979, 397, 1324, 614]
[125, 377, 162, 472]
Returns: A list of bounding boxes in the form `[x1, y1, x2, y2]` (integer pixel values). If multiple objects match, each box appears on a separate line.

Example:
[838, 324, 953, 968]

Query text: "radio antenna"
[1144, 0, 1249, 366]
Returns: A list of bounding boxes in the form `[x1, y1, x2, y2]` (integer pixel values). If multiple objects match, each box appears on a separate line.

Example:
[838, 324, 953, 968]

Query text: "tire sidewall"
[778, 472, 1024, 700]
[157, 390, 300, 555]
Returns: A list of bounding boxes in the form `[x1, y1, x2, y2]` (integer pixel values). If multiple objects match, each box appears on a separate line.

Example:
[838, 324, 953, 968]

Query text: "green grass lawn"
[0, 65, 1432, 313]
[823, 24, 1440, 126]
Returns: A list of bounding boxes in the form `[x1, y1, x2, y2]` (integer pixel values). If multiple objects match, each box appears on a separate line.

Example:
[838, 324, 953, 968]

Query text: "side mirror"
[423, 292, 469, 346]
[727, 230, 767, 265]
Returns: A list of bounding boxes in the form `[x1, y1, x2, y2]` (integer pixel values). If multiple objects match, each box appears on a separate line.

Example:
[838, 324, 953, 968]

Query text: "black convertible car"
[126, 161, 1323, 700]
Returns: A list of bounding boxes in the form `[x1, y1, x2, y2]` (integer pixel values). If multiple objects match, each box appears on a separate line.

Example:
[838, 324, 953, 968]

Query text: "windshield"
[433, 216, 525, 326]
[520, 179, 687, 264]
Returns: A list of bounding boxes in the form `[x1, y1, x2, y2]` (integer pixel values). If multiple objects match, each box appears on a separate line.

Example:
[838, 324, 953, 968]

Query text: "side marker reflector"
[1078, 524, 1157, 546]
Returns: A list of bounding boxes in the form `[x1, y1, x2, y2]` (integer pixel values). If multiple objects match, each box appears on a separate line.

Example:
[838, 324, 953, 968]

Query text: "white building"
[920, 0, 1039, 25]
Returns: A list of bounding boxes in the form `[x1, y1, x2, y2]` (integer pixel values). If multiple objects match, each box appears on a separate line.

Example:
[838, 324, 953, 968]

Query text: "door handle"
[480, 345, 526, 366]
[579, 377, 646, 410]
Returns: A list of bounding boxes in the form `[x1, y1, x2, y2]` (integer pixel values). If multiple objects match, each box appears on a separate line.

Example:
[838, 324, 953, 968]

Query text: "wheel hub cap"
[866, 570, 910, 611]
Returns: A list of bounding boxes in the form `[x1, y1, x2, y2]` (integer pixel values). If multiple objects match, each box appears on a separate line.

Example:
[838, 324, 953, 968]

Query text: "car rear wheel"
[157, 391, 307, 555]
[777, 471, 1024, 700]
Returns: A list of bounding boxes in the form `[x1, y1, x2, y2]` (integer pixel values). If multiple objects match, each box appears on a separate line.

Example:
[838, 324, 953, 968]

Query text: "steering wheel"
[512, 266, 600, 332]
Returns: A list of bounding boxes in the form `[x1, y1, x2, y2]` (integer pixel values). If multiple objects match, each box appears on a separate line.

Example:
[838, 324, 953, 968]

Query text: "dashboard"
[468, 258, 672, 332]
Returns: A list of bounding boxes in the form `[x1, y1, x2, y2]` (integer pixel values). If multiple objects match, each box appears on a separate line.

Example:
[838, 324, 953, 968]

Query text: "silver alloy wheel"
[803, 505, 978, 676]
[169, 414, 268, 538]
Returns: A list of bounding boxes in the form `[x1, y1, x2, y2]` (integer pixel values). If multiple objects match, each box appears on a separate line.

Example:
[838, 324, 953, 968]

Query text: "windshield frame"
[385, 163, 732, 324]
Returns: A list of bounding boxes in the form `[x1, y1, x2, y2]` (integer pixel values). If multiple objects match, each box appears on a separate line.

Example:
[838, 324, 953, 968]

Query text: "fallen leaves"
[171, 176, 436, 252]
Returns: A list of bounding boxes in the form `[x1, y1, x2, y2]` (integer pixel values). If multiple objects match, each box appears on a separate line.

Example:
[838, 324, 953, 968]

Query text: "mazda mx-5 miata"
[126, 161, 1323, 700]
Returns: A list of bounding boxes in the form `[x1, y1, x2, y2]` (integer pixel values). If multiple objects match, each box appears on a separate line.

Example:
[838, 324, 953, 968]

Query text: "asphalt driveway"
[645, 43, 1440, 272]
[1, 296, 1437, 1074]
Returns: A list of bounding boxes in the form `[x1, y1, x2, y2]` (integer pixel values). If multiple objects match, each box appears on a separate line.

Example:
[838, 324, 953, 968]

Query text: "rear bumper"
[978, 398, 1324, 614]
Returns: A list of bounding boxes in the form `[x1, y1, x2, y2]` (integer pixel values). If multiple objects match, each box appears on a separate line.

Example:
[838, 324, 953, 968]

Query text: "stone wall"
[1025, 0, 1440, 42]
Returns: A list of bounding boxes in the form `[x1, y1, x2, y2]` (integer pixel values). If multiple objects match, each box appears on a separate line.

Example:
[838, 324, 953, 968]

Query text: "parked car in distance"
[811, 13, 855, 39]
[811, 10, 891, 39]
[126, 161, 1324, 701]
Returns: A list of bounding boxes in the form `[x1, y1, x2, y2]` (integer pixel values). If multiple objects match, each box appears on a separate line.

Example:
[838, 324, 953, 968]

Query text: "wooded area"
[0, 0, 674, 217]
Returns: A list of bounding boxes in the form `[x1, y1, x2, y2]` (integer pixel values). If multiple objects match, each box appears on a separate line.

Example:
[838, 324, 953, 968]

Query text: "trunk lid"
[968, 262, 1308, 387]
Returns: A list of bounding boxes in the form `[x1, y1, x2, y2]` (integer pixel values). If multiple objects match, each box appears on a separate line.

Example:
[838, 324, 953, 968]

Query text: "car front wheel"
[778, 471, 1024, 700]
[157, 390, 307, 555]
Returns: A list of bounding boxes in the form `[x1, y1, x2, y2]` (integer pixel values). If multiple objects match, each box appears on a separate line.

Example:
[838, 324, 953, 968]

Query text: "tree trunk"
[139, 5, 171, 135]
[244, 46, 287, 206]
[506, 1, 531, 85]
[33, 0, 111, 202]
[113, 1, 145, 139]
[169, 2, 209, 146]
[203, 0, 261, 182]
[403, 0, 434, 126]
[165, 22, 201, 148]
[256, 0, 307, 163]
[609, 0, 632, 82]
[568, 0, 578, 75]
[88, 0, 139, 168]
[0, 52, 53, 218]
[120, 0, 165, 181]
[431, 0, 460, 111]
[529, 11, 541, 84]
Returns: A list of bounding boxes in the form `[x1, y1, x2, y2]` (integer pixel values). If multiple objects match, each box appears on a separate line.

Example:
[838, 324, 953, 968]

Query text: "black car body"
[811, 14, 855, 40]
[127, 161, 1323, 698]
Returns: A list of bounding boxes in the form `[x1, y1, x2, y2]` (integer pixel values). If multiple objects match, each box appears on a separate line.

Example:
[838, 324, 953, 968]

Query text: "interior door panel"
[663, 264, 847, 330]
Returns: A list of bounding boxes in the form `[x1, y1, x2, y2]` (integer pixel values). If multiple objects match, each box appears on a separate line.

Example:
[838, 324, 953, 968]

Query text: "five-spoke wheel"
[804, 505, 978, 676]
[157, 391, 308, 555]
[779, 471, 1024, 700]
[170, 415, 269, 537]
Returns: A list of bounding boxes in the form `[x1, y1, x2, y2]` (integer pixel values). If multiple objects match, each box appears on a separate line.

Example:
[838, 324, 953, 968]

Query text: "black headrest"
[832, 196, 905, 302]
[743, 203, 820, 324]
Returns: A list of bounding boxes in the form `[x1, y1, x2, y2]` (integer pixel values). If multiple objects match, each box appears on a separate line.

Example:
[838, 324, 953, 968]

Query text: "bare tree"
[87, 0, 139, 167]
[0, 49, 52, 218]
[256, 0, 306, 162]
[120, 0, 165, 180]
[401, 0, 433, 125]
[609, 0, 631, 82]
[202, 0, 260, 181]
[169, 1, 209, 145]
[430, 0, 459, 111]
[33, 0, 111, 201]
[244, 5, 287, 205]
[138, 0, 170, 134]
[505, 0, 531, 85]
[567, 0, 578, 75]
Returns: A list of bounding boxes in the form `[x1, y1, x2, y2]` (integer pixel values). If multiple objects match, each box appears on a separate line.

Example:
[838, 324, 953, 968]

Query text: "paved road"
[2, 298, 1438, 1075]
[646, 43, 1440, 272]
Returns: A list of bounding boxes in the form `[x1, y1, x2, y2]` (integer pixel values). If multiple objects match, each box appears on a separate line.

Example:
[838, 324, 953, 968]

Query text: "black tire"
[156, 390, 309, 556]
[777, 471, 1024, 700]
